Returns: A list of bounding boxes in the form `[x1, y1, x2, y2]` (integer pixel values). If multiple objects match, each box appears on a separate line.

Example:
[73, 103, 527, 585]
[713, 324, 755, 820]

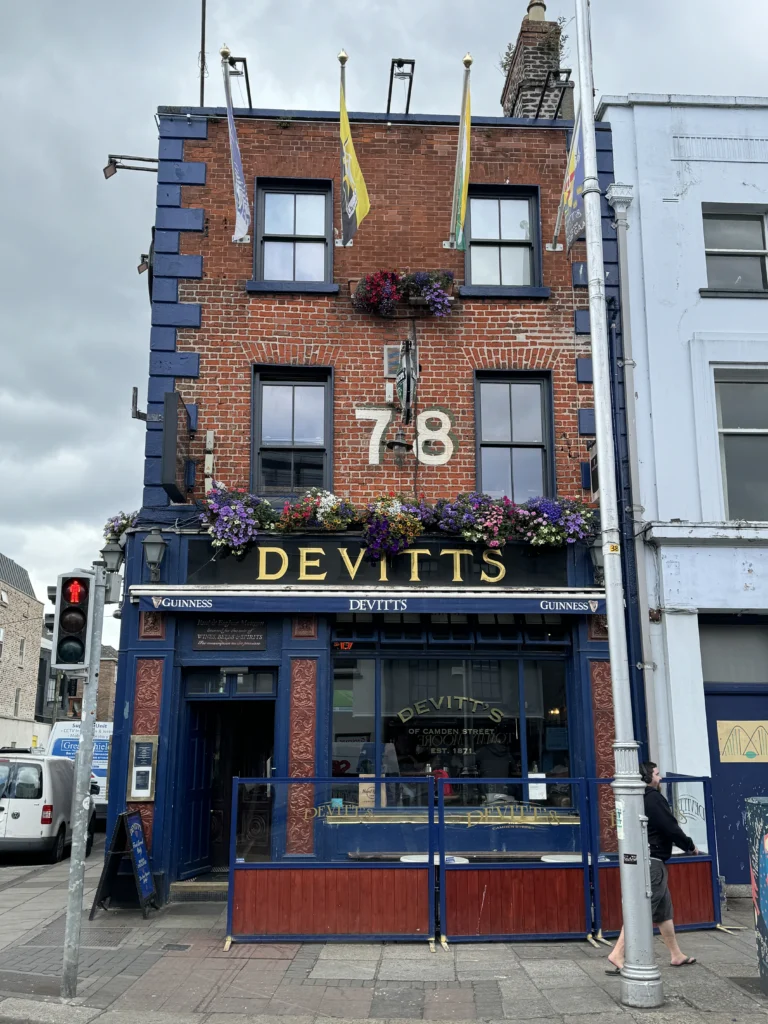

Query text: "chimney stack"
[501, 2, 573, 119]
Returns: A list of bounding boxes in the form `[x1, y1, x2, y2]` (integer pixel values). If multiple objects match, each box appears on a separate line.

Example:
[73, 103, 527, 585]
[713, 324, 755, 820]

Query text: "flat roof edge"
[597, 93, 768, 119]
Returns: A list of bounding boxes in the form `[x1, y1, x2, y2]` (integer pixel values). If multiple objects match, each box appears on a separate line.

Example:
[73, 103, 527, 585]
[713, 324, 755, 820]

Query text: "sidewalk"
[0, 849, 764, 1023]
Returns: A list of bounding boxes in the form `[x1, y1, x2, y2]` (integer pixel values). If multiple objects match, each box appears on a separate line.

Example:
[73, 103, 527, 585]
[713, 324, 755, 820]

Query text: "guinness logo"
[589, 600, 599, 613]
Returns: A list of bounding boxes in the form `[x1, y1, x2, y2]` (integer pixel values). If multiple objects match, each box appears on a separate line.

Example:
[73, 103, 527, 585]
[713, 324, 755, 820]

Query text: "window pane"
[470, 245, 500, 285]
[481, 447, 512, 498]
[480, 383, 511, 442]
[512, 447, 544, 502]
[704, 215, 764, 251]
[501, 245, 532, 286]
[510, 383, 543, 442]
[235, 671, 274, 694]
[717, 381, 768, 430]
[470, 198, 499, 239]
[264, 192, 294, 234]
[294, 451, 324, 490]
[261, 385, 293, 443]
[260, 451, 293, 491]
[263, 240, 294, 280]
[500, 199, 531, 240]
[294, 242, 325, 281]
[295, 193, 326, 236]
[293, 386, 325, 445]
[722, 434, 768, 519]
[332, 659, 375, 778]
[11, 764, 42, 800]
[706, 254, 766, 290]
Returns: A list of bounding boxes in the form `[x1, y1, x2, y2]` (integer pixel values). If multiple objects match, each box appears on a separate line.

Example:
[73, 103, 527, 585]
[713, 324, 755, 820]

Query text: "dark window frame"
[474, 370, 555, 499]
[253, 177, 334, 284]
[714, 367, 768, 520]
[251, 364, 334, 501]
[460, 184, 549, 300]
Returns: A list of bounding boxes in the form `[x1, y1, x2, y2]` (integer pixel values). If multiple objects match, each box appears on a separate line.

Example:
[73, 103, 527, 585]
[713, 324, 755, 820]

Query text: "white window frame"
[715, 368, 768, 520]
[703, 210, 768, 292]
[18, 637, 25, 668]
[690, 332, 768, 521]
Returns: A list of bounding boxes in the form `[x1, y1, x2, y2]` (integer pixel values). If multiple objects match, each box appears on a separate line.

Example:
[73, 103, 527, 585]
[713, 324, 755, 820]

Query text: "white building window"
[715, 368, 768, 520]
[18, 638, 25, 668]
[13, 688, 20, 717]
[704, 211, 768, 292]
[0, 590, 8, 605]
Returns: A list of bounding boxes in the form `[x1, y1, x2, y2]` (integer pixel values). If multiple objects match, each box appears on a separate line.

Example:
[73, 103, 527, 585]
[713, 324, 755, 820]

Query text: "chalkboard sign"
[193, 616, 266, 651]
[89, 811, 158, 919]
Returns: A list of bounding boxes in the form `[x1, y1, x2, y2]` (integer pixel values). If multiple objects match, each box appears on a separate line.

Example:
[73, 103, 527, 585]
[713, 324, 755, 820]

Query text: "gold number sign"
[717, 721, 768, 763]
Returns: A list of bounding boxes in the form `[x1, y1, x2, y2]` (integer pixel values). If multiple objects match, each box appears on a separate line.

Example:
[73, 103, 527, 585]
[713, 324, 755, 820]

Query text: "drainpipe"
[605, 183, 659, 764]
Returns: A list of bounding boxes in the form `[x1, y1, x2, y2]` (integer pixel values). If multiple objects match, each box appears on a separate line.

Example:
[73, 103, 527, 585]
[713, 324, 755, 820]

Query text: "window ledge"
[246, 281, 340, 295]
[458, 285, 551, 300]
[699, 288, 768, 299]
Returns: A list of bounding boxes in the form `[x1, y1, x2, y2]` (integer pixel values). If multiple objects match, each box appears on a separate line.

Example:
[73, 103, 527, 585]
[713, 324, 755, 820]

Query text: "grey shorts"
[650, 858, 673, 923]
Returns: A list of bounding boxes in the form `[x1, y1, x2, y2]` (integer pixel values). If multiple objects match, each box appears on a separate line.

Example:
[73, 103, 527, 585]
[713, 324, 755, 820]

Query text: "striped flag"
[453, 77, 471, 250]
[222, 52, 251, 243]
[339, 78, 370, 245]
[563, 110, 586, 252]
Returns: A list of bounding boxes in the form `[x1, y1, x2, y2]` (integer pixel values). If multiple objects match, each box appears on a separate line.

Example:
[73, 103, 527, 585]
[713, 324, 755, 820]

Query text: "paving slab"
[521, 959, 595, 988]
[309, 960, 378, 980]
[316, 986, 375, 1018]
[377, 960, 457, 981]
[498, 995, 566, 1019]
[0, 999, 102, 1023]
[370, 982, 426, 1018]
[543, 985, 618, 1013]
[317, 944, 383, 960]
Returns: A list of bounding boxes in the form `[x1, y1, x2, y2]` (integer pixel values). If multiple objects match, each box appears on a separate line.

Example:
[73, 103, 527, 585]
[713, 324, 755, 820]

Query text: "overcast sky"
[2, 0, 767, 646]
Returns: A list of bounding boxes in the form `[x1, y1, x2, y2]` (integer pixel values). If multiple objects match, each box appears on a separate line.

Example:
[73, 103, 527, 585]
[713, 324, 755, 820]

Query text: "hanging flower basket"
[351, 271, 402, 317]
[400, 271, 455, 317]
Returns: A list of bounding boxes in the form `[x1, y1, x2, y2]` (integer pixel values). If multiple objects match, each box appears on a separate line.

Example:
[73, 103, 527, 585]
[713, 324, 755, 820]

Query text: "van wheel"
[50, 827, 65, 864]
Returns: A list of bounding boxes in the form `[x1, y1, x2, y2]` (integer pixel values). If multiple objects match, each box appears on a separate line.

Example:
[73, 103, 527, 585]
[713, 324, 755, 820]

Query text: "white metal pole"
[61, 563, 106, 999]
[573, 0, 663, 1008]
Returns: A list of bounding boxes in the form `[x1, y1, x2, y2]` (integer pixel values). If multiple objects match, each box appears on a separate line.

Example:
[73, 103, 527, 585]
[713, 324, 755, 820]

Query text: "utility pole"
[573, 0, 663, 1008]
[61, 563, 106, 999]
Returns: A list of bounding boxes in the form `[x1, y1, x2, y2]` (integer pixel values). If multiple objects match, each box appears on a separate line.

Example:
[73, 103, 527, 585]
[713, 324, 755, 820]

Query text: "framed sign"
[126, 735, 158, 802]
[193, 616, 266, 651]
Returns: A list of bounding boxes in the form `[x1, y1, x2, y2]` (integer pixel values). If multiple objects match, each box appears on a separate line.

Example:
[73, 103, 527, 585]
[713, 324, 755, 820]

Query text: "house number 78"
[355, 408, 455, 466]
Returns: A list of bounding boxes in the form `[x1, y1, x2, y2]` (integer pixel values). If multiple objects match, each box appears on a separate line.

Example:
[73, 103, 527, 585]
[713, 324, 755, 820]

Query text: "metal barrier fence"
[225, 774, 720, 944]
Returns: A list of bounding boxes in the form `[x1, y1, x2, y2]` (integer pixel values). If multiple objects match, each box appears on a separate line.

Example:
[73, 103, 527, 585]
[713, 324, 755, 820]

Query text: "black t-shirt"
[644, 785, 695, 861]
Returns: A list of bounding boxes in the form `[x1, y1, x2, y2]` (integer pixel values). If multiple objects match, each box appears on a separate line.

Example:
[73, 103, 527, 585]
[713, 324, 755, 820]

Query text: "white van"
[0, 752, 95, 862]
[48, 721, 112, 822]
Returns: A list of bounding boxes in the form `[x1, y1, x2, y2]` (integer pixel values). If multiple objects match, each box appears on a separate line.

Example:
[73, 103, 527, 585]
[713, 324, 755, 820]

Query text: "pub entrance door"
[178, 700, 275, 878]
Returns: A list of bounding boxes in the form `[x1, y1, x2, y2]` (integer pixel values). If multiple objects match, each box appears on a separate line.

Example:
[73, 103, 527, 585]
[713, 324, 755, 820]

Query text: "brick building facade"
[109, 5, 629, 925]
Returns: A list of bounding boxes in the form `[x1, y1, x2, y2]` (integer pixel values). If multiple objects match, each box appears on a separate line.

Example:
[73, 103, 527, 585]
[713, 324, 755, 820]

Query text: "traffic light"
[52, 572, 95, 671]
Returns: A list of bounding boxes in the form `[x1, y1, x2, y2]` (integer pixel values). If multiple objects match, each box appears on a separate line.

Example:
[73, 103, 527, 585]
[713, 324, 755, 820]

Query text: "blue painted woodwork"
[150, 327, 177, 352]
[178, 702, 213, 878]
[153, 231, 180, 254]
[150, 303, 202, 329]
[151, 278, 178, 303]
[147, 376, 176, 402]
[578, 409, 596, 436]
[458, 286, 551, 300]
[576, 357, 593, 383]
[572, 263, 588, 287]
[155, 208, 205, 232]
[149, 352, 200, 377]
[245, 280, 340, 295]
[186, 404, 198, 431]
[158, 139, 184, 161]
[146, 401, 165, 430]
[158, 161, 206, 186]
[156, 184, 182, 207]
[574, 310, 590, 334]
[159, 116, 208, 139]
[145, 431, 164, 458]
[143, 486, 171, 508]
[153, 254, 203, 279]
[580, 462, 591, 490]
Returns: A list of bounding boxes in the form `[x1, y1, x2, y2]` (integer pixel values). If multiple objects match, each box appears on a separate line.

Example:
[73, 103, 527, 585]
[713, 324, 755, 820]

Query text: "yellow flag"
[454, 82, 471, 250]
[340, 81, 370, 244]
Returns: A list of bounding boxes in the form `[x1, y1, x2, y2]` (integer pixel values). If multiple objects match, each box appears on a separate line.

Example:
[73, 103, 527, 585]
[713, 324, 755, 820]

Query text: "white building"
[598, 94, 768, 885]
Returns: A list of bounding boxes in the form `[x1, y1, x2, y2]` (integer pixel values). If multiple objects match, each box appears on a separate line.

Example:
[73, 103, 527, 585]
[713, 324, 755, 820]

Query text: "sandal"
[604, 966, 622, 975]
[671, 957, 697, 967]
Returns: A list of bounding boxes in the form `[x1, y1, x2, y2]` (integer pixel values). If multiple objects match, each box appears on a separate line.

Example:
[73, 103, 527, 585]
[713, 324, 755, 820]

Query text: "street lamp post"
[573, 0, 663, 1008]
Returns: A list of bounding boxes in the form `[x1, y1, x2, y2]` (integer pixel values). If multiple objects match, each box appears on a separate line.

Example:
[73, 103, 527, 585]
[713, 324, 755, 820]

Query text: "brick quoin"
[175, 115, 591, 506]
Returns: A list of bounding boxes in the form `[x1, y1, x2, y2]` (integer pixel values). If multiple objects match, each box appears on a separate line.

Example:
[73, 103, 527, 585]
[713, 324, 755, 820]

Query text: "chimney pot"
[527, 0, 546, 20]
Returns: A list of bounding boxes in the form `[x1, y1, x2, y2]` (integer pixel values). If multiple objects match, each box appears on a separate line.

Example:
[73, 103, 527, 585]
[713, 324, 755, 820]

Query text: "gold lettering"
[429, 697, 445, 711]
[414, 700, 429, 715]
[440, 548, 473, 582]
[339, 547, 365, 580]
[257, 546, 289, 581]
[405, 548, 431, 582]
[480, 548, 506, 583]
[398, 707, 414, 723]
[489, 707, 503, 724]
[379, 555, 388, 582]
[298, 547, 327, 581]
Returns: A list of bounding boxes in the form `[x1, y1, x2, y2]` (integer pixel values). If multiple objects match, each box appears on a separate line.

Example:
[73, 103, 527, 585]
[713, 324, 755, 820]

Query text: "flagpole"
[221, 44, 251, 243]
[338, 49, 348, 246]
[448, 54, 472, 249]
[573, 0, 662, 1007]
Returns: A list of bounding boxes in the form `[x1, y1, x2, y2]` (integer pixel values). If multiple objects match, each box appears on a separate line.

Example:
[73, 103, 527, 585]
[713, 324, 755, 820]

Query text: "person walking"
[606, 761, 699, 973]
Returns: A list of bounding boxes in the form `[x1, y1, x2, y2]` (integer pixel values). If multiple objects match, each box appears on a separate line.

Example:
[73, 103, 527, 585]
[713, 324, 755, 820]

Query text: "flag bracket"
[545, 243, 564, 251]
[442, 241, 456, 249]
[334, 239, 353, 247]
[232, 236, 250, 244]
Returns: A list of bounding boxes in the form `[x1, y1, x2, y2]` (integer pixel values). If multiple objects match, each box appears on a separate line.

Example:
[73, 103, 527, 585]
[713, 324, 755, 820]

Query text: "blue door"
[178, 702, 213, 879]
[705, 688, 768, 884]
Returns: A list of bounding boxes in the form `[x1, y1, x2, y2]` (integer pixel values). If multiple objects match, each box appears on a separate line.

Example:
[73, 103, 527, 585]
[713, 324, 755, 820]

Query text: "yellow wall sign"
[717, 720, 768, 762]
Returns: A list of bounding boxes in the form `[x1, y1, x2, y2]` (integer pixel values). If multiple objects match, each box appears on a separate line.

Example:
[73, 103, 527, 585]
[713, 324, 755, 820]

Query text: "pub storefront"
[120, 531, 615, 940]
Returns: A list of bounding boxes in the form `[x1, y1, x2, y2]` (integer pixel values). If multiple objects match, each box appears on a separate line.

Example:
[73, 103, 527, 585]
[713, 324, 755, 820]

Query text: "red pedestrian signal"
[52, 572, 95, 671]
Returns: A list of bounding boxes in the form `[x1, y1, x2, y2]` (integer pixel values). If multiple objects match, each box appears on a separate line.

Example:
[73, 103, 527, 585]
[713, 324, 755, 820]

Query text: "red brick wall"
[176, 117, 590, 504]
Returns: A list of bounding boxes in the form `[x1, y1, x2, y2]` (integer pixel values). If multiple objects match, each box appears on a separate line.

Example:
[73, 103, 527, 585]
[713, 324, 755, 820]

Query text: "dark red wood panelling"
[444, 868, 586, 937]
[598, 861, 715, 933]
[232, 868, 430, 937]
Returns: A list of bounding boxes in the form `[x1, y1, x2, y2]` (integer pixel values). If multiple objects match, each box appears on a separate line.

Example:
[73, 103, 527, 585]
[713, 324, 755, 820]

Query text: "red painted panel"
[444, 868, 586, 937]
[598, 861, 715, 934]
[232, 868, 430, 937]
